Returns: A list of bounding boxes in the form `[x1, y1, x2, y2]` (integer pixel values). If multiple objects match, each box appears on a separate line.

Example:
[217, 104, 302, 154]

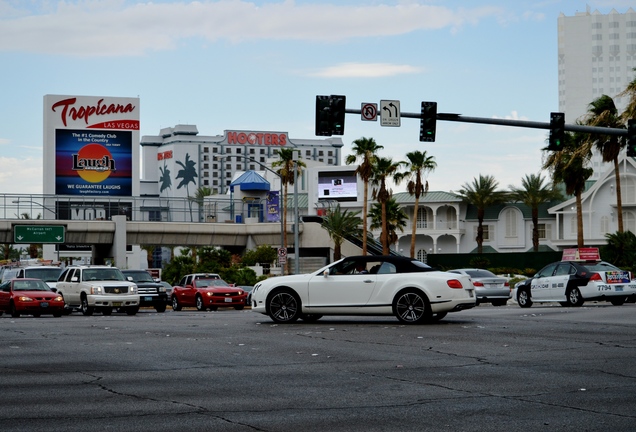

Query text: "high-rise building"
[558, 7, 636, 179]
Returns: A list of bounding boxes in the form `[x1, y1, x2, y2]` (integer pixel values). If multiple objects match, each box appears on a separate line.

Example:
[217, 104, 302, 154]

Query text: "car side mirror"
[71, 277, 78, 282]
[127, 276, 133, 281]
[323, 270, 329, 277]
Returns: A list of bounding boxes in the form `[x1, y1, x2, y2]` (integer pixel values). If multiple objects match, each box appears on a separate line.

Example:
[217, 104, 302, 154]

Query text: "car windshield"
[13, 280, 50, 291]
[24, 268, 62, 282]
[196, 279, 229, 288]
[82, 269, 125, 281]
[581, 261, 621, 272]
[465, 269, 497, 278]
[125, 271, 154, 282]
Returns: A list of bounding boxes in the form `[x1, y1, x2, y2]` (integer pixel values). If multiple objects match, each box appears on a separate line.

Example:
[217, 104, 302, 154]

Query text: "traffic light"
[315, 95, 331, 136]
[628, 119, 636, 157]
[420, 102, 437, 142]
[548, 112, 565, 151]
[330, 95, 346, 136]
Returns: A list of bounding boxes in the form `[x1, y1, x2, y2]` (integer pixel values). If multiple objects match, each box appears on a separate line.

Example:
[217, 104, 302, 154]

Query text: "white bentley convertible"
[251, 256, 476, 324]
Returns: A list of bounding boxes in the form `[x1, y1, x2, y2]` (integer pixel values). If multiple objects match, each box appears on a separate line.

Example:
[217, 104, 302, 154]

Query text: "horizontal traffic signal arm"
[342, 108, 630, 138]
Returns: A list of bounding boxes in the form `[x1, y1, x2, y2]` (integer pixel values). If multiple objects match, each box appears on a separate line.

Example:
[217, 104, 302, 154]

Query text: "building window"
[226, 172, 232, 178]
[621, 178, 636, 204]
[504, 208, 518, 238]
[328, 151, 333, 156]
[306, 150, 311, 156]
[624, 211, 636, 233]
[212, 147, 218, 153]
[260, 157, 266, 163]
[250, 165, 255, 170]
[260, 149, 265, 154]
[600, 216, 609, 235]
[416, 208, 428, 228]
[417, 249, 427, 263]
[225, 164, 231, 170]
[318, 151, 324, 156]
[236, 164, 241, 170]
[537, 223, 551, 240]
[203, 179, 209, 186]
[474, 225, 493, 242]
[250, 148, 255, 154]
[236, 148, 242, 154]
[203, 163, 209, 169]
[203, 147, 209, 153]
[203, 155, 208, 161]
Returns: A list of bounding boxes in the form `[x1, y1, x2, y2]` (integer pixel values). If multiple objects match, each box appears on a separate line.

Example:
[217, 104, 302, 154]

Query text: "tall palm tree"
[346, 137, 383, 255]
[617, 67, 636, 122]
[543, 131, 593, 248]
[509, 173, 562, 252]
[368, 197, 408, 249]
[401, 150, 436, 258]
[272, 148, 306, 273]
[189, 186, 212, 222]
[457, 175, 508, 254]
[176, 153, 198, 221]
[581, 95, 625, 231]
[322, 204, 362, 261]
[370, 156, 404, 255]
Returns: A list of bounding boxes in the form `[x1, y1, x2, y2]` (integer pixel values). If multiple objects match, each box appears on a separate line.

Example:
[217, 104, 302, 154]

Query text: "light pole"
[214, 155, 286, 274]
[293, 151, 300, 274]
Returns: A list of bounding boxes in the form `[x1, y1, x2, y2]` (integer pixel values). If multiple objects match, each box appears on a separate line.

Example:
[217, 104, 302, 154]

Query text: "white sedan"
[251, 256, 476, 324]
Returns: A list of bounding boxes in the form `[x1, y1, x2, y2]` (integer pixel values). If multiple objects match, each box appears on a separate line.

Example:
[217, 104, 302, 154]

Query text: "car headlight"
[158, 286, 167, 293]
[206, 292, 213, 297]
[237, 290, 243, 295]
[18, 296, 34, 302]
[90, 286, 103, 295]
[130, 285, 137, 294]
[54, 296, 64, 302]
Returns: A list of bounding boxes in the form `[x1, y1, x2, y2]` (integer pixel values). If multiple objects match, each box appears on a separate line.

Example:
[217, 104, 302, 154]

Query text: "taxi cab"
[515, 248, 636, 308]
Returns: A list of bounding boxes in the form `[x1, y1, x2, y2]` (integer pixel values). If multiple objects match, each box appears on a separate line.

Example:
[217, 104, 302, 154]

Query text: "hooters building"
[140, 125, 344, 199]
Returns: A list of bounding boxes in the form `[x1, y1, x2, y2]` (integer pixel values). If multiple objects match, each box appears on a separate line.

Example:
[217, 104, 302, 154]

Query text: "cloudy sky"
[1, 0, 634, 195]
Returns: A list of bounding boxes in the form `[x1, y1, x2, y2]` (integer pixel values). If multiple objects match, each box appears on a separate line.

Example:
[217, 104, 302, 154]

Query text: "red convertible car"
[0, 278, 65, 318]
[171, 278, 248, 311]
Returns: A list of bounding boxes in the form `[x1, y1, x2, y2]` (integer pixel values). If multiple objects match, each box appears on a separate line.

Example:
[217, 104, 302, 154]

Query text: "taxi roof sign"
[562, 248, 600, 262]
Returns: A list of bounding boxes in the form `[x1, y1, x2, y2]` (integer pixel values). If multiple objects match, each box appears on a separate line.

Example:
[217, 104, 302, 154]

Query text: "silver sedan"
[448, 268, 511, 306]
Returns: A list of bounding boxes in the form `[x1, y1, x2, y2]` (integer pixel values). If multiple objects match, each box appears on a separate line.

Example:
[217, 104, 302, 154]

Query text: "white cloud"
[0, 157, 43, 195]
[0, 1, 504, 56]
[308, 62, 423, 78]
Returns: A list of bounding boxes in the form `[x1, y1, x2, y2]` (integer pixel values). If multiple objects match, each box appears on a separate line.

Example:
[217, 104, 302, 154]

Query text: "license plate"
[225, 298, 232, 302]
[616, 286, 624, 292]
[144, 296, 153, 302]
[112, 302, 122, 307]
[40, 302, 49, 308]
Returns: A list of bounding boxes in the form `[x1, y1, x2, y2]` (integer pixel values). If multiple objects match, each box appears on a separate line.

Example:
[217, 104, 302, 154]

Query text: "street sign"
[361, 103, 378, 121]
[380, 100, 400, 127]
[277, 247, 287, 264]
[14, 225, 65, 244]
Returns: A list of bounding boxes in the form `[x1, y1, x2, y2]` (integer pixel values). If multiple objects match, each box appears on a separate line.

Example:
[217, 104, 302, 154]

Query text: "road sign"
[14, 225, 65, 244]
[361, 103, 378, 121]
[380, 100, 400, 127]
[277, 247, 287, 264]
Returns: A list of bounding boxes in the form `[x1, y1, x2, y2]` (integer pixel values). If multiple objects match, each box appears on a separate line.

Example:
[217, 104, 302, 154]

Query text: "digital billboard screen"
[318, 171, 357, 202]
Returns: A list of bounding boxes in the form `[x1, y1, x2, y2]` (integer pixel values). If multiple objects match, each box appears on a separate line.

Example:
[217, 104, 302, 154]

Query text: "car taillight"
[472, 281, 484, 287]
[589, 273, 602, 282]
[504, 281, 510, 287]
[447, 279, 464, 289]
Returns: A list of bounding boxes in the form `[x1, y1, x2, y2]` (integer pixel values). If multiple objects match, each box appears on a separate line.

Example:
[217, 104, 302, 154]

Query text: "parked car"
[160, 281, 173, 301]
[56, 265, 139, 316]
[0, 278, 65, 318]
[172, 278, 247, 311]
[251, 256, 476, 324]
[447, 268, 510, 306]
[238, 285, 254, 307]
[121, 270, 168, 312]
[515, 259, 636, 308]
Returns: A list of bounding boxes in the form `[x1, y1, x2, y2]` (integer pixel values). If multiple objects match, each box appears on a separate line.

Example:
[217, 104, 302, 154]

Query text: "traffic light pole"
[343, 108, 629, 138]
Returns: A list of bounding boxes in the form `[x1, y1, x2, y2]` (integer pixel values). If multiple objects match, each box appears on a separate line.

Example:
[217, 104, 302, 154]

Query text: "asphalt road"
[1, 302, 636, 432]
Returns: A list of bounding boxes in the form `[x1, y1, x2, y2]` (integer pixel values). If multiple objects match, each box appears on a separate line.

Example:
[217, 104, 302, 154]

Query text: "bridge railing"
[1, 194, 270, 223]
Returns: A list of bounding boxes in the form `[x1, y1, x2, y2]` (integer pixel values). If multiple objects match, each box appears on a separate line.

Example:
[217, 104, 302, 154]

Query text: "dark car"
[122, 270, 168, 312]
[0, 278, 65, 318]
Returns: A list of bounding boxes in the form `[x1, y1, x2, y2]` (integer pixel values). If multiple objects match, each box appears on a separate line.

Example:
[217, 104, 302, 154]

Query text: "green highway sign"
[14, 225, 65, 244]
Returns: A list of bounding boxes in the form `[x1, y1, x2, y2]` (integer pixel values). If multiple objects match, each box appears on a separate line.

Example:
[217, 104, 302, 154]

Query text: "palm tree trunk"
[381, 201, 389, 255]
[614, 157, 624, 232]
[410, 197, 419, 258]
[476, 208, 485, 254]
[576, 192, 585, 248]
[532, 208, 539, 252]
[362, 182, 368, 255]
[283, 183, 289, 274]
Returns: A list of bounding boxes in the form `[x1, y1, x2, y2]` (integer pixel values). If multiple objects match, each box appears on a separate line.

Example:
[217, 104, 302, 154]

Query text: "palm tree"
[176, 153, 198, 221]
[368, 197, 408, 250]
[457, 175, 509, 254]
[189, 186, 212, 222]
[543, 131, 593, 248]
[322, 204, 363, 261]
[581, 95, 625, 231]
[346, 137, 383, 255]
[401, 150, 436, 258]
[272, 148, 306, 273]
[370, 156, 404, 255]
[509, 173, 562, 252]
[617, 67, 636, 123]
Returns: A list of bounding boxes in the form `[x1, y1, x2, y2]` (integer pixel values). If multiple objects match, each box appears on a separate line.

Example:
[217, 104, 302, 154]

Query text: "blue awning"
[230, 170, 270, 192]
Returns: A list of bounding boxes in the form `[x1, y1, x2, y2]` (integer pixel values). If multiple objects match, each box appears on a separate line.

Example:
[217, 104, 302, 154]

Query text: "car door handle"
[363, 279, 373, 283]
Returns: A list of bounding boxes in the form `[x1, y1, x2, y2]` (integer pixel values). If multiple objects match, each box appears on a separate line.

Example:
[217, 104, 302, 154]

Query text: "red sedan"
[0, 278, 65, 318]
[172, 278, 248, 311]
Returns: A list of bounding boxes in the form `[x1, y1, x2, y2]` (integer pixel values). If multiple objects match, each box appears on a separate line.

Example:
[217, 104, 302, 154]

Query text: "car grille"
[138, 287, 158, 294]
[210, 291, 244, 297]
[104, 286, 130, 294]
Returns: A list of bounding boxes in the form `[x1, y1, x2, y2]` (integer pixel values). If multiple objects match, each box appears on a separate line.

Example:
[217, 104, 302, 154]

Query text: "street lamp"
[213, 155, 286, 274]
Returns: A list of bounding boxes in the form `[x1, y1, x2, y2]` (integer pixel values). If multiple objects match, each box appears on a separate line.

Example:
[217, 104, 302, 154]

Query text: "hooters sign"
[43, 95, 140, 197]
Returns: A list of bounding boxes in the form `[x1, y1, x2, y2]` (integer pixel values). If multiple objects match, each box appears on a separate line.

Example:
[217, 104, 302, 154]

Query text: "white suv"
[56, 266, 139, 316]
